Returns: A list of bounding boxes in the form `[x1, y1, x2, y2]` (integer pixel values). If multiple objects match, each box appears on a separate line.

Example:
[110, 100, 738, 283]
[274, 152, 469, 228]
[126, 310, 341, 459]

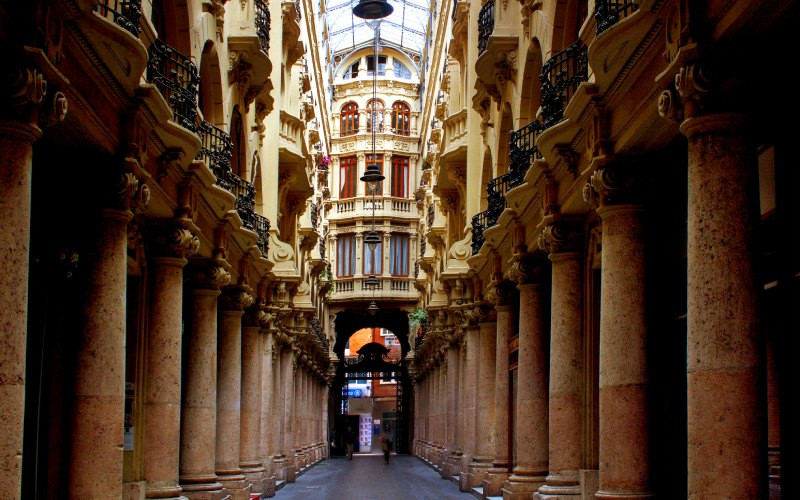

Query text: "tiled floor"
[274, 455, 474, 499]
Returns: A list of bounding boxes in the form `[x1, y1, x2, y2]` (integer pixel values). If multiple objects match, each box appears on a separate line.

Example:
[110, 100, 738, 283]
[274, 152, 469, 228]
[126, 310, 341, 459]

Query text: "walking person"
[344, 425, 355, 460]
[380, 425, 393, 464]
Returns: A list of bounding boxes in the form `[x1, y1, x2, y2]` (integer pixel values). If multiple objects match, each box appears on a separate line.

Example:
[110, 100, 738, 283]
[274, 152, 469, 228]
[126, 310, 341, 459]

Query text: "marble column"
[682, 114, 764, 498]
[0, 84, 43, 497]
[595, 197, 652, 499]
[445, 340, 461, 478]
[69, 206, 132, 499]
[538, 237, 583, 498]
[180, 263, 230, 499]
[144, 225, 198, 500]
[485, 293, 515, 496]
[272, 340, 287, 482]
[281, 349, 297, 482]
[458, 323, 479, 491]
[470, 313, 497, 488]
[259, 327, 277, 497]
[504, 255, 548, 498]
[240, 314, 266, 496]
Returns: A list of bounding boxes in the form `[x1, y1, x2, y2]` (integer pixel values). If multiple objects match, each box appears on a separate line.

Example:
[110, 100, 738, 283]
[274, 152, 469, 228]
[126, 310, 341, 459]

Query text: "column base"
[216, 471, 251, 500]
[272, 457, 287, 482]
[502, 468, 546, 500]
[179, 474, 225, 500]
[144, 481, 188, 500]
[535, 472, 581, 499]
[240, 464, 266, 498]
[283, 453, 297, 483]
[595, 491, 655, 500]
[460, 457, 492, 491]
[483, 468, 510, 497]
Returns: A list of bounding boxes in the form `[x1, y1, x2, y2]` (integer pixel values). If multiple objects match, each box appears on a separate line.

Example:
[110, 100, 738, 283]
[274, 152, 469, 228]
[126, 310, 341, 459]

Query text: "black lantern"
[360, 162, 385, 184]
[364, 230, 381, 248]
[352, 0, 394, 20]
[364, 275, 380, 288]
[367, 300, 380, 315]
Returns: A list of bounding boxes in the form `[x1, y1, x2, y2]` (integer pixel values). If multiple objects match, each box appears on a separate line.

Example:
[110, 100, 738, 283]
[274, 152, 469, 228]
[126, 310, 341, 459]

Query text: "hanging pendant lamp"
[352, 0, 394, 20]
[364, 275, 380, 288]
[368, 300, 380, 315]
[364, 230, 381, 248]
[360, 162, 385, 184]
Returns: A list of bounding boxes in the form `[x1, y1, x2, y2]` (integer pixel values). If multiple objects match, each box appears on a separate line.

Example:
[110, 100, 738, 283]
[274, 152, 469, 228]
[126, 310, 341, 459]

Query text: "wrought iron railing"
[319, 235, 327, 260]
[452, 0, 459, 22]
[540, 40, 588, 129]
[95, 0, 142, 36]
[147, 39, 199, 132]
[255, 0, 271, 52]
[420, 234, 427, 257]
[487, 173, 513, 226]
[254, 213, 271, 256]
[310, 202, 319, 230]
[508, 119, 544, 187]
[595, 0, 639, 35]
[477, 0, 495, 55]
[414, 260, 419, 278]
[427, 203, 435, 228]
[295, 0, 302, 21]
[197, 121, 233, 176]
[472, 210, 490, 255]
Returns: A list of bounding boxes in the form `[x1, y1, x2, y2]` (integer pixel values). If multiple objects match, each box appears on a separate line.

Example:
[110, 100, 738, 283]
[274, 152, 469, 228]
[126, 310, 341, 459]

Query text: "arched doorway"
[330, 309, 412, 455]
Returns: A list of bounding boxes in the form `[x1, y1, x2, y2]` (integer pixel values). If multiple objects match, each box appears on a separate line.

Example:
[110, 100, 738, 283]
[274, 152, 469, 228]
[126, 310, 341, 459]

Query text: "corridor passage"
[274, 455, 473, 499]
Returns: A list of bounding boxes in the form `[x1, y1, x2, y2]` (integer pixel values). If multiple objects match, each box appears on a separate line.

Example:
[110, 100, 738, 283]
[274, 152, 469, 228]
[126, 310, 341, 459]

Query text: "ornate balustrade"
[295, 0, 302, 21]
[197, 121, 233, 176]
[508, 119, 544, 187]
[95, 0, 142, 36]
[540, 40, 588, 129]
[427, 203, 435, 228]
[487, 172, 513, 226]
[147, 39, 199, 132]
[254, 213, 271, 256]
[311, 202, 319, 230]
[595, 0, 639, 35]
[255, 0, 271, 52]
[319, 235, 327, 260]
[472, 210, 490, 255]
[477, 0, 495, 55]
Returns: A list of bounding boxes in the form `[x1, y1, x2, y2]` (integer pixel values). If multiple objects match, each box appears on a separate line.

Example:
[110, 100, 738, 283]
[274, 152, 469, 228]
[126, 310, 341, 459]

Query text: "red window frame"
[391, 156, 409, 198]
[337, 234, 356, 277]
[366, 154, 383, 196]
[367, 99, 384, 132]
[341, 102, 359, 136]
[339, 156, 357, 198]
[362, 236, 383, 275]
[391, 101, 410, 136]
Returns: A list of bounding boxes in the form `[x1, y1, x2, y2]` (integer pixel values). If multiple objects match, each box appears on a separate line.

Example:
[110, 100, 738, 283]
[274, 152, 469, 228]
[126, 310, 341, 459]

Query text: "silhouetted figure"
[344, 425, 355, 460]
[380, 425, 393, 464]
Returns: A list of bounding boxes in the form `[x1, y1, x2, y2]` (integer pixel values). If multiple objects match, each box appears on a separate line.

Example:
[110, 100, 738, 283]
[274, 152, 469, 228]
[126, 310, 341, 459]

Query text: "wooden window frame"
[339, 155, 357, 199]
[341, 102, 359, 137]
[391, 101, 410, 136]
[337, 233, 356, 278]
[391, 156, 409, 198]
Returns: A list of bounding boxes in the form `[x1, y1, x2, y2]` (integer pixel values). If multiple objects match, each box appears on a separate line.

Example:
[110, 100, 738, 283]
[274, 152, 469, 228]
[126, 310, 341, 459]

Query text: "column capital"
[485, 276, 516, 307]
[191, 261, 231, 291]
[149, 221, 200, 260]
[508, 252, 547, 286]
[221, 287, 255, 311]
[537, 218, 582, 255]
[104, 166, 151, 213]
[582, 163, 641, 208]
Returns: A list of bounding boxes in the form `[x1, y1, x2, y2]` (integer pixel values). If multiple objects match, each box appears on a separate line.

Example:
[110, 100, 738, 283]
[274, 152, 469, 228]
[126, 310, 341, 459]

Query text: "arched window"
[366, 99, 384, 132]
[340, 102, 359, 136]
[391, 101, 410, 136]
[393, 60, 411, 79]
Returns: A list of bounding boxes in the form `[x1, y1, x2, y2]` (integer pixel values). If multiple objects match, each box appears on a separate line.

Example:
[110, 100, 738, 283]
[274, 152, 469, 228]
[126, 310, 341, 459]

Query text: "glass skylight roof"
[326, 0, 430, 56]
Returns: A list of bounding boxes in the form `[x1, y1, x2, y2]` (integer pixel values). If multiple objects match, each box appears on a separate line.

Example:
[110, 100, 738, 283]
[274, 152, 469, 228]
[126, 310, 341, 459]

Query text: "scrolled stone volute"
[193, 262, 231, 290]
[485, 276, 516, 307]
[152, 223, 200, 259]
[537, 219, 582, 255]
[508, 252, 547, 286]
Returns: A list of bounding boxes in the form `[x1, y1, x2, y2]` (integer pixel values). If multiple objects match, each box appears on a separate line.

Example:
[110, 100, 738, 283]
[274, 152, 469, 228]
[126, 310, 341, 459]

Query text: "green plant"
[408, 306, 428, 332]
[421, 161, 432, 170]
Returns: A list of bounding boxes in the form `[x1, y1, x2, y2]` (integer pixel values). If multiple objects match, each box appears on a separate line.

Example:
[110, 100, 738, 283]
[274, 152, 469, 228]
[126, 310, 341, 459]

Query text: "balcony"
[197, 121, 271, 255]
[540, 40, 588, 129]
[595, 0, 639, 35]
[255, 0, 271, 52]
[477, 0, 495, 55]
[95, 0, 141, 37]
[330, 197, 418, 220]
[331, 277, 418, 301]
[147, 39, 199, 132]
[471, 210, 490, 255]
[508, 119, 544, 187]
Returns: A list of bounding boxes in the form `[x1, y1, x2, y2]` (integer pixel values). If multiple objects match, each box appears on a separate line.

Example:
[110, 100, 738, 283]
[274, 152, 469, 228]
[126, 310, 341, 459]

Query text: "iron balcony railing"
[197, 121, 233, 176]
[508, 119, 544, 187]
[420, 233, 426, 257]
[319, 235, 327, 260]
[95, 0, 142, 36]
[147, 39, 200, 132]
[472, 210, 490, 255]
[254, 213, 271, 256]
[540, 40, 588, 129]
[310, 202, 319, 230]
[477, 0, 495, 55]
[486, 172, 513, 226]
[595, 0, 639, 35]
[295, 0, 302, 21]
[255, 0, 271, 52]
[427, 203, 435, 228]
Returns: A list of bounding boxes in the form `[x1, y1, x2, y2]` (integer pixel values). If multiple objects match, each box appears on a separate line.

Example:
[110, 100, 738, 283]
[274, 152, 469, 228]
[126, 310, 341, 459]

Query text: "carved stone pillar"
[484, 278, 516, 497]
[659, 63, 764, 499]
[472, 313, 497, 482]
[0, 65, 49, 496]
[458, 322, 479, 492]
[69, 170, 147, 498]
[281, 349, 297, 482]
[504, 254, 548, 499]
[240, 310, 266, 496]
[586, 166, 653, 499]
[180, 263, 230, 499]
[538, 221, 583, 498]
[260, 326, 278, 492]
[144, 225, 199, 500]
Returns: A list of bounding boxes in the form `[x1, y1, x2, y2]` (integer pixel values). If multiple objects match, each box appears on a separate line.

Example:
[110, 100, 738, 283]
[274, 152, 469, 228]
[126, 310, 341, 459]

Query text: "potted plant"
[408, 306, 428, 334]
[421, 160, 431, 170]
[318, 154, 331, 170]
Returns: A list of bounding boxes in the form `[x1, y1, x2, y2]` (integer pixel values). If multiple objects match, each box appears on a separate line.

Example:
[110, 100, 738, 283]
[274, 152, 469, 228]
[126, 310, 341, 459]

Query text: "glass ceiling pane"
[327, 0, 430, 55]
